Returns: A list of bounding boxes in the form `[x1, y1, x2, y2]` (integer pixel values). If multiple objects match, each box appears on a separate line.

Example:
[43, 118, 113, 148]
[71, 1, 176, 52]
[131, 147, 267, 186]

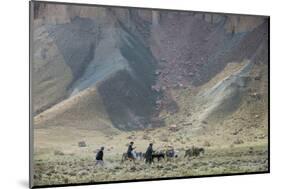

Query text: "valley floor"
[33, 143, 268, 186]
[33, 118, 268, 187]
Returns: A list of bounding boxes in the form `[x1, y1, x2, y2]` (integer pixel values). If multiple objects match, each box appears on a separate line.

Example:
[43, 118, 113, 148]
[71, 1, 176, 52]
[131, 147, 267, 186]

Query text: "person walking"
[95, 146, 104, 166]
[145, 143, 154, 164]
[127, 141, 136, 164]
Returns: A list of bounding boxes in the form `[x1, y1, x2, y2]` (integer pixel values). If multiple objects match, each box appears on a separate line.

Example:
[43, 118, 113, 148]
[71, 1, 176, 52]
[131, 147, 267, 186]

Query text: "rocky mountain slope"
[32, 2, 268, 133]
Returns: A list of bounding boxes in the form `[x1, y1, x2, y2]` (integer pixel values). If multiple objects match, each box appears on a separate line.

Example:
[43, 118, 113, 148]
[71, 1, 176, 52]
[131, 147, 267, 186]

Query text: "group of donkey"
[121, 147, 205, 163]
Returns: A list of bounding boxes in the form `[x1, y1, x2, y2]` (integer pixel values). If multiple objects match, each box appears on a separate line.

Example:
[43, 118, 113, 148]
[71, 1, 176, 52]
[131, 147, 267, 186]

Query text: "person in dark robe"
[145, 143, 154, 164]
[95, 146, 104, 166]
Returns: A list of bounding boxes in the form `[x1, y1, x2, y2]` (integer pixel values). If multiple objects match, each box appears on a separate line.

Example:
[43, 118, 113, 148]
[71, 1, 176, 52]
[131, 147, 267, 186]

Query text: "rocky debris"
[249, 147, 254, 154]
[259, 134, 267, 139]
[78, 170, 88, 176]
[155, 69, 161, 75]
[113, 166, 122, 170]
[54, 150, 64, 156]
[255, 134, 266, 139]
[156, 100, 162, 105]
[188, 72, 195, 77]
[68, 172, 76, 176]
[203, 141, 211, 147]
[127, 135, 136, 140]
[231, 128, 243, 135]
[186, 113, 192, 117]
[233, 139, 244, 145]
[178, 83, 184, 88]
[183, 122, 192, 126]
[169, 124, 180, 132]
[160, 137, 169, 142]
[249, 92, 261, 100]
[202, 121, 208, 124]
[161, 86, 167, 91]
[78, 141, 86, 147]
[254, 76, 261, 80]
[129, 166, 136, 171]
[151, 84, 161, 92]
[106, 135, 114, 140]
[142, 135, 151, 140]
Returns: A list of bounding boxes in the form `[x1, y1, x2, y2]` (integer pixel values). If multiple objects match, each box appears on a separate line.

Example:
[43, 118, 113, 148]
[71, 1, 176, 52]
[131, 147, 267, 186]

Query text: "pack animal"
[152, 152, 165, 162]
[166, 149, 178, 158]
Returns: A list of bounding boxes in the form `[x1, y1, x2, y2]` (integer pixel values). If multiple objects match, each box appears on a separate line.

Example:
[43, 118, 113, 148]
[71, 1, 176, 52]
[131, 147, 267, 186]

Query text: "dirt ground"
[33, 120, 268, 186]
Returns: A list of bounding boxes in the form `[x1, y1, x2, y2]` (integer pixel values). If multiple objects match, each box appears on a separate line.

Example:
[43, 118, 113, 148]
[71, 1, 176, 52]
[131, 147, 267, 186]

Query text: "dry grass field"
[33, 127, 268, 186]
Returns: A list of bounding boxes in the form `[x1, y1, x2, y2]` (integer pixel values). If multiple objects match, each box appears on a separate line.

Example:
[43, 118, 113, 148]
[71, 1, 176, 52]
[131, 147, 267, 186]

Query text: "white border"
[1, 0, 280, 189]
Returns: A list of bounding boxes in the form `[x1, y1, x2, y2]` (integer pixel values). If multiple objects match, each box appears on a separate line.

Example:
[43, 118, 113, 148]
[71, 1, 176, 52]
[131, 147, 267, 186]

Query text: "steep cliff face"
[32, 2, 268, 131]
[32, 3, 158, 130]
[149, 11, 267, 87]
[33, 26, 73, 114]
